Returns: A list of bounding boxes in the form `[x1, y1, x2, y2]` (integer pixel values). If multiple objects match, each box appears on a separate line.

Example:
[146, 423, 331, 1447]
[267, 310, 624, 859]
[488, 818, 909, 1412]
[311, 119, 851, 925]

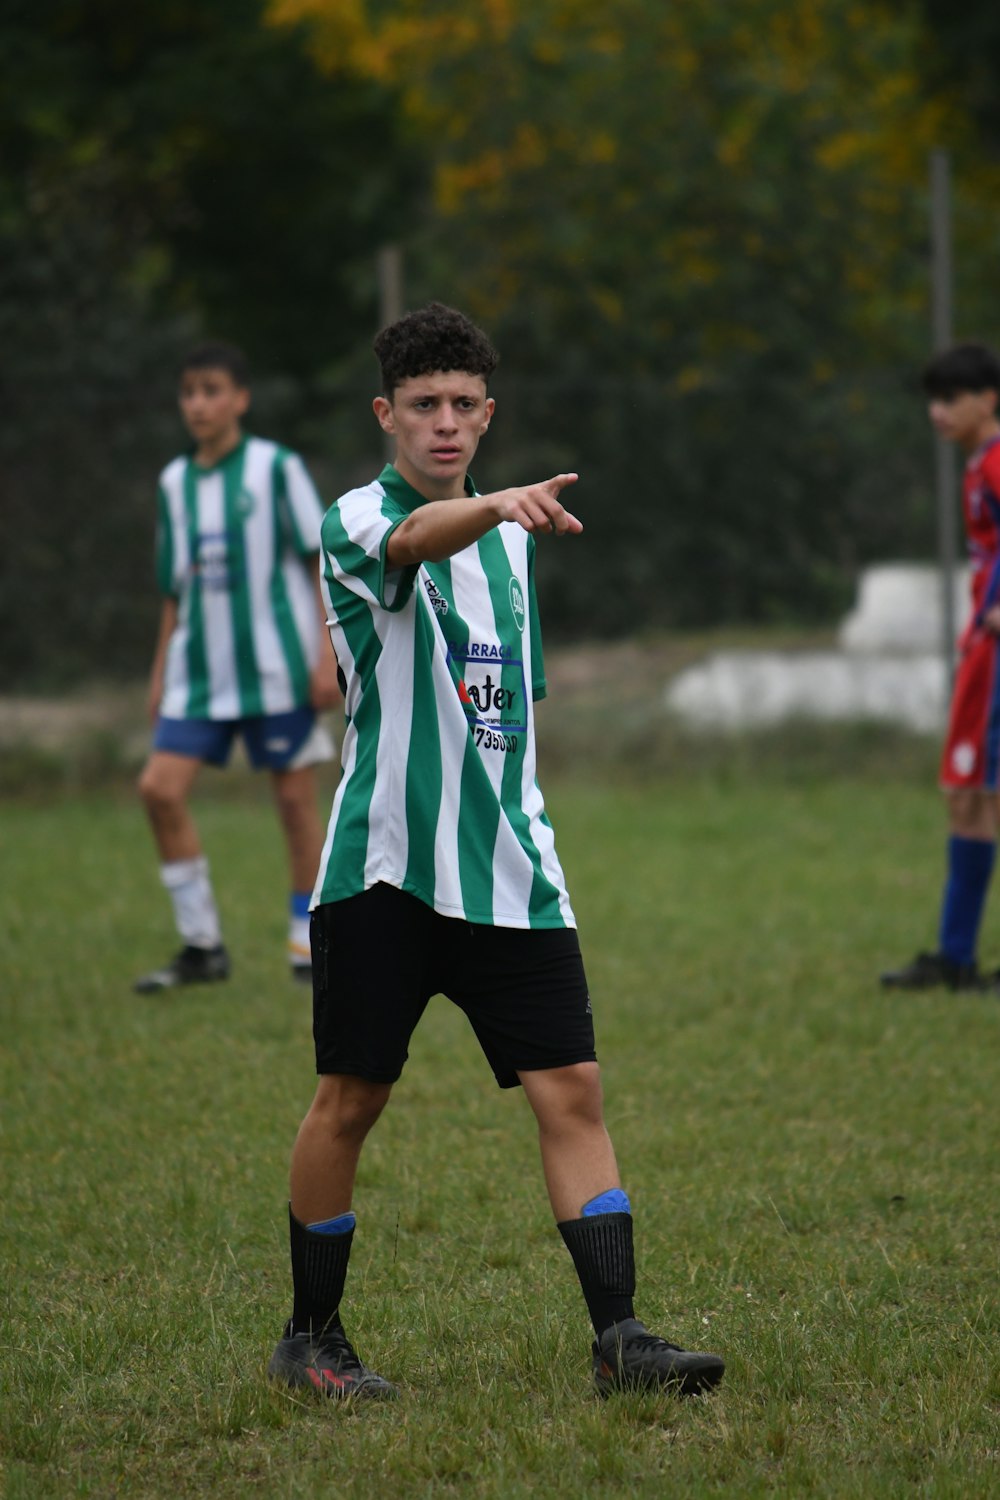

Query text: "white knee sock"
[160, 856, 222, 949]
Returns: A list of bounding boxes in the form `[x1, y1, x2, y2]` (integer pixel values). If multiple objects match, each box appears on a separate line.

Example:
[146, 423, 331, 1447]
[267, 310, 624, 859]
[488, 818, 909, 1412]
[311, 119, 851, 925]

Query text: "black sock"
[558, 1212, 636, 1337]
[288, 1205, 354, 1338]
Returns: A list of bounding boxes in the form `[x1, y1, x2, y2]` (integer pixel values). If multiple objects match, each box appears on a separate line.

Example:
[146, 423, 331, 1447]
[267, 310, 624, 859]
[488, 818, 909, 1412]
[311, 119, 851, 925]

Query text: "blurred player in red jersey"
[883, 342, 1000, 992]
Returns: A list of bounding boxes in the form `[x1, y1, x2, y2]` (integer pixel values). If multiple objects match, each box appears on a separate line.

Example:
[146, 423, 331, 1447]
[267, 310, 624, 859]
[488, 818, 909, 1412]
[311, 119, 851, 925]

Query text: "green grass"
[2, 763, 1000, 1497]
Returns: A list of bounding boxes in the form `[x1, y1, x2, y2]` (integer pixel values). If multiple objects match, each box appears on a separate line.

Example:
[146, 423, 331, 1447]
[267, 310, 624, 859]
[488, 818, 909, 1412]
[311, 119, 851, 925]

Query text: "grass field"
[3, 747, 1000, 1497]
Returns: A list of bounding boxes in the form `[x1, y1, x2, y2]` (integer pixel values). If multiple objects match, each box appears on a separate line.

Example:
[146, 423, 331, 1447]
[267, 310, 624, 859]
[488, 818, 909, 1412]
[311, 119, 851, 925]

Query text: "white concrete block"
[664, 651, 949, 733]
[838, 563, 970, 654]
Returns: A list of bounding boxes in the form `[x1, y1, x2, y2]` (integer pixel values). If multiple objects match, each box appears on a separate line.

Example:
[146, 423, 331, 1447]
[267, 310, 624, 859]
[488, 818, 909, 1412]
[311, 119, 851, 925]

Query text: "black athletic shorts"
[310, 883, 597, 1089]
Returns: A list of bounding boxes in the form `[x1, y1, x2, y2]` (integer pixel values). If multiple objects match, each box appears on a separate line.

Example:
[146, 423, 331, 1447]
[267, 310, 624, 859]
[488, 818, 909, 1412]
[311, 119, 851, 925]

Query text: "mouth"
[430, 446, 462, 462]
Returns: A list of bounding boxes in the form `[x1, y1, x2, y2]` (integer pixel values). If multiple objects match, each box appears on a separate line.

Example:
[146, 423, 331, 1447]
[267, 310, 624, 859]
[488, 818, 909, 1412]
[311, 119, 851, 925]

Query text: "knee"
[532, 1062, 606, 1132]
[137, 762, 180, 817]
[272, 771, 316, 821]
[948, 790, 994, 839]
[311, 1077, 390, 1143]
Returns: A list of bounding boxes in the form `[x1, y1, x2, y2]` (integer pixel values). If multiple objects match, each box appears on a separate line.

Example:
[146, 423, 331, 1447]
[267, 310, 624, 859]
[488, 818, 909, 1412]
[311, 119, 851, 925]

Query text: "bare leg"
[137, 751, 203, 861]
[518, 1062, 621, 1222]
[946, 787, 1000, 839]
[271, 765, 326, 893]
[289, 1074, 392, 1225]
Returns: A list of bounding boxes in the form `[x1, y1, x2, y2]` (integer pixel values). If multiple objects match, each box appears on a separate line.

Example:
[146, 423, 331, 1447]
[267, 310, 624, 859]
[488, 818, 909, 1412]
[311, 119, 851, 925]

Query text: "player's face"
[179, 369, 250, 455]
[374, 371, 494, 501]
[927, 389, 999, 452]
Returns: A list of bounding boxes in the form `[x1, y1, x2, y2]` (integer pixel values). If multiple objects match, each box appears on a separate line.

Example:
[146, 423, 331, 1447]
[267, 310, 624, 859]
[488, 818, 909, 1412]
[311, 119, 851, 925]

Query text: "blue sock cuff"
[290, 890, 312, 920]
[581, 1188, 631, 1217]
[306, 1211, 356, 1236]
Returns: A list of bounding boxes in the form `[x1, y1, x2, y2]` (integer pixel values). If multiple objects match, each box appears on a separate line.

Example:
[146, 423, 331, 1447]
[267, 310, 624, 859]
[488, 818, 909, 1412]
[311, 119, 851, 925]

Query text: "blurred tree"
[0, 0, 418, 687]
[2, 0, 418, 376]
[919, 2, 1000, 147]
[271, 0, 1000, 633]
[6, 0, 1000, 686]
[0, 167, 189, 689]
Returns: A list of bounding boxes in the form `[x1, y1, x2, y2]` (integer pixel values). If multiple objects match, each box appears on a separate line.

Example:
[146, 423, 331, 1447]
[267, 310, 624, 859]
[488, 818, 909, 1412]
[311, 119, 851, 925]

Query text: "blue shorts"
[153, 706, 330, 771]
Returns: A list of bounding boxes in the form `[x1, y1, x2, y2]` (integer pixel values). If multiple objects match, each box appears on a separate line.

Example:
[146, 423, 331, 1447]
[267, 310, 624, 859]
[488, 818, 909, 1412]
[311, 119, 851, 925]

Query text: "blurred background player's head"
[180, 341, 251, 391]
[178, 341, 251, 452]
[922, 342, 1000, 400]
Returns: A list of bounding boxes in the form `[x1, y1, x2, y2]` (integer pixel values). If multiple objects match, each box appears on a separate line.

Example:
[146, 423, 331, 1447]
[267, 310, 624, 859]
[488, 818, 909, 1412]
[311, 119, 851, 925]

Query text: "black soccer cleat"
[133, 944, 231, 994]
[290, 963, 312, 986]
[267, 1320, 397, 1400]
[593, 1318, 725, 1398]
[879, 950, 981, 992]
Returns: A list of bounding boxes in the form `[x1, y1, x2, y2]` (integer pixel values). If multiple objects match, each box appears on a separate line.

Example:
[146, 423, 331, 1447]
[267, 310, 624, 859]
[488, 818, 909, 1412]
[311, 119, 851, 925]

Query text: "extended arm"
[385, 474, 582, 569]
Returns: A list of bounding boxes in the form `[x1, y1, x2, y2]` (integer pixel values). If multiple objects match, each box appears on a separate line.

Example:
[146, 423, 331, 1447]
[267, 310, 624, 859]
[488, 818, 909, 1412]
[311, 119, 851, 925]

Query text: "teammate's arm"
[310, 565, 341, 709]
[385, 474, 582, 569]
[146, 597, 178, 723]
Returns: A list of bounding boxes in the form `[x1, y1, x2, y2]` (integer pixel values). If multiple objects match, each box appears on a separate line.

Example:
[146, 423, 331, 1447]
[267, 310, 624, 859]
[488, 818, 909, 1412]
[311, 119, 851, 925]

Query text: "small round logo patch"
[509, 577, 525, 632]
[952, 741, 977, 778]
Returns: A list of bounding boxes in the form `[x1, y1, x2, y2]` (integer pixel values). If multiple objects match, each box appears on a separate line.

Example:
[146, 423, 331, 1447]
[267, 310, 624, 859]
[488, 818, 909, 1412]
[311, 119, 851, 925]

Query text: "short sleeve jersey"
[313, 464, 575, 930]
[155, 436, 326, 719]
[964, 436, 1000, 628]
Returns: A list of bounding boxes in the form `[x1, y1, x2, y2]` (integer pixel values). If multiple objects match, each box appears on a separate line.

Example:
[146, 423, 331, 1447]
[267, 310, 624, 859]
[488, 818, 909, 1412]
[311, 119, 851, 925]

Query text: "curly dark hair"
[923, 342, 1000, 399]
[374, 302, 498, 396]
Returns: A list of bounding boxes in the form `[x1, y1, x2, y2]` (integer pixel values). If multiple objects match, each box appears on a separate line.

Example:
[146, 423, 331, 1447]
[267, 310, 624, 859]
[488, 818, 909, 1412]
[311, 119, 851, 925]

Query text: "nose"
[435, 403, 458, 433]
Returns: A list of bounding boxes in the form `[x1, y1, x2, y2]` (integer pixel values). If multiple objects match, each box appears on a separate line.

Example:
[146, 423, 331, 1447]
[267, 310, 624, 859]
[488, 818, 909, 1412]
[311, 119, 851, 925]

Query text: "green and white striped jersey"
[314, 464, 575, 930]
[156, 436, 326, 719]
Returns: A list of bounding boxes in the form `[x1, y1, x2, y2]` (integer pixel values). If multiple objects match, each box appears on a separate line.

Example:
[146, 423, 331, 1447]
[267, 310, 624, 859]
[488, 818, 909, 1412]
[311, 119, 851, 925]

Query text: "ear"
[480, 395, 495, 434]
[373, 396, 394, 433]
[236, 387, 251, 417]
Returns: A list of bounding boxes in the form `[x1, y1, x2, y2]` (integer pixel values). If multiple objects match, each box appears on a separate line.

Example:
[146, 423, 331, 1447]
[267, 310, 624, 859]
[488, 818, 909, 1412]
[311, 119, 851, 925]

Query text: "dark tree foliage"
[472, 363, 929, 639]
[2, 0, 418, 375]
[919, 2, 1000, 145]
[0, 0, 420, 687]
[2, 1, 992, 687]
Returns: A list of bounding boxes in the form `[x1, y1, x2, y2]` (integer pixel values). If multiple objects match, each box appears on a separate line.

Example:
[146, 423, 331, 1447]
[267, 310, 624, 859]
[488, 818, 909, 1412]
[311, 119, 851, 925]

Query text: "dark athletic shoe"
[290, 963, 312, 986]
[879, 950, 980, 991]
[133, 944, 231, 994]
[593, 1318, 724, 1398]
[267, 1320, 397, 1400]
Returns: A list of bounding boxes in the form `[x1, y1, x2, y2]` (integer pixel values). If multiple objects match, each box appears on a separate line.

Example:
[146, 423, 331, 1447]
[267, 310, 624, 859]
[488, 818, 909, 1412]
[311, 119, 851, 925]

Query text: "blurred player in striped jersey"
[134, 341, 339, 993]
[883, 342, 1000, 993]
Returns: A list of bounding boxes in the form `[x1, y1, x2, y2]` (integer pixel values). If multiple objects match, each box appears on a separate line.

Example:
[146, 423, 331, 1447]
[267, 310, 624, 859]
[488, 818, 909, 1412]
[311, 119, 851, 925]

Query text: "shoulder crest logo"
[508, 577, 525, 632]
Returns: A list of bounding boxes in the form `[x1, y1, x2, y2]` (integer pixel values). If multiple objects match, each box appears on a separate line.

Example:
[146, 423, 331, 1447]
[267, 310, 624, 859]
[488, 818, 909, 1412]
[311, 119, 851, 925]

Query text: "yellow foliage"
[265, 0, 1000, 345]
[588, 133, 616, 165]
[674, 365, 706, 394]
[590, 286, 624, 324]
